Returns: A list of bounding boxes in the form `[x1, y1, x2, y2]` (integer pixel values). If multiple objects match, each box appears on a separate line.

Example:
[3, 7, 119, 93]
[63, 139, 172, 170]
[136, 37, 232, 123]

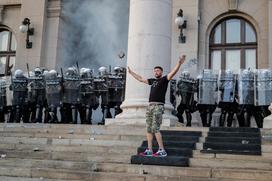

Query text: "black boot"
[185, 110, 192, 127]
[219, 110, 227, 127]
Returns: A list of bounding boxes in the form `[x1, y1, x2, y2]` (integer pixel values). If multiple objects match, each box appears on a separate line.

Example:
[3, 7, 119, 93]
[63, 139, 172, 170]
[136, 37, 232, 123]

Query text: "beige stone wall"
[171, 0, 199, 77]
[15, 0, 48, 71]
[42, 0, 61, 70]
[0, 0, 61, 72]
[269, 0, 272, 67]
[198, 0, 270, 70]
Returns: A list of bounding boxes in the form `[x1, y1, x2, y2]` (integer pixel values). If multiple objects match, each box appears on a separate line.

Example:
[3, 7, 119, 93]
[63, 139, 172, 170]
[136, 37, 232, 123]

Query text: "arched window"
[209, 17, 257, 72]
[0, 27, 16, 76]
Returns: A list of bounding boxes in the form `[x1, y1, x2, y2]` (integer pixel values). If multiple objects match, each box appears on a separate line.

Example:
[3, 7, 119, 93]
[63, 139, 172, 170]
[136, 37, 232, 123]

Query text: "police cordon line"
[0, 66, 126, 124]
[0, 66, 271, 128]
[172, 69, 272, 128]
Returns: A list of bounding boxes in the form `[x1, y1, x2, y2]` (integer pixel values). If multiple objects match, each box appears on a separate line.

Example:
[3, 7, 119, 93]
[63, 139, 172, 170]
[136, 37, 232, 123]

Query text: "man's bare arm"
[127, 66, 149, 84]
[167, 55, 186, 81]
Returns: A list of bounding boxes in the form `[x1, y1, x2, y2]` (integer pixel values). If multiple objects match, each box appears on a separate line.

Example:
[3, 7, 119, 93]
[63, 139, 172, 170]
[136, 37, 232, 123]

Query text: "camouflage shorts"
[146, 104, 164, 133]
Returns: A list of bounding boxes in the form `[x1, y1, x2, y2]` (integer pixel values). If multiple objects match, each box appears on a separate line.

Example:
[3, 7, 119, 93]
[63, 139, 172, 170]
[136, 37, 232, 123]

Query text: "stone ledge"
[105, 118, 179, 127]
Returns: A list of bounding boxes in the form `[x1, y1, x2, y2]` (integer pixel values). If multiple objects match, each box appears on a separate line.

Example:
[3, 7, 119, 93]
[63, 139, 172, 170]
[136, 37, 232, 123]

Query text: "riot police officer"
[94, 66, 111, 124]
[176, 71, 197, 127]
[253, 69, 272, 128]
[196, 69, 218, 127]
[62, 67, 80, 124]
[218, 69, 237, 127]
[78, 68, 99, 124]
[10, 69, 28, 123]
[107, 66, 126, 117]
[44, 69, 63, 123]
[236, 69, 254, 127]
[27, 67, 46, 123]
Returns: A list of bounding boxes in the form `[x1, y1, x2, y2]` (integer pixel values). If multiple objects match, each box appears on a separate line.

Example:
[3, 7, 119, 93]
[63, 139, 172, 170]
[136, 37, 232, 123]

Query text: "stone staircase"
[0, 123, 271, 181]
[131, 130, 202, 167]
[201, 127, 262, 155]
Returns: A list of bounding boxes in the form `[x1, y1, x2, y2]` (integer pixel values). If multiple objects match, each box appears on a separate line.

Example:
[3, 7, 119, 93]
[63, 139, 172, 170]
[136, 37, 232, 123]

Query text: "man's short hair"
[154, 66, 163, 71]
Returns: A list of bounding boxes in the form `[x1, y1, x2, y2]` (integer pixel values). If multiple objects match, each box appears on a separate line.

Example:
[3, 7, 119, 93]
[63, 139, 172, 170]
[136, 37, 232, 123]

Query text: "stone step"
[0, 159, 270, 181]
[0, 150, 132, 163]
[210, 127, 260, 133]
[0, 175, 261, 181]
[0, 143, 138, 155]
[161, 135, 200, 142]
[0, 132, 147, 141]
[190, 157, 272, 170]
[0, 177, 81, 181]
[137, 147, 192, 157]
[193, 150, 272, 162]
[94, 162, 211, 178]
[203, 142, 261, 152]
[0, 166, 235, 181]
[0, 158, 92, 170]
[141, 140, 196, 149]
[200, 149, 262, 155]
[0, 166, 93, 180]
[93, 162, 272, 180]
[214, 152, 271, 161]
[161, 130, 202, 137]
[2, 156, 270, 180]
[0, 124, 205, 136]
[208, 131, 260, 138]
[0, 136, 142, 147]
[131, 155, 189, 167]
[0, 124, 147, 136]
[205, 136, 261, 144]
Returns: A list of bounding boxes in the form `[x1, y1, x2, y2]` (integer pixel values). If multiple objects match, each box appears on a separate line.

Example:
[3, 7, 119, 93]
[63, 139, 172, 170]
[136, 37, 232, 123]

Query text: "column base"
[263, 103, 272, 128]
[264, 115, 272, 128]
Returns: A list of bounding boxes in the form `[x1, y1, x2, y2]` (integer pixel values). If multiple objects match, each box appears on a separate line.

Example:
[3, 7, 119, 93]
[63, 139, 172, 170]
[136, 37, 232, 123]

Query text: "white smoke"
[58, 0, 130, 123]
[59, 0, 130, 73]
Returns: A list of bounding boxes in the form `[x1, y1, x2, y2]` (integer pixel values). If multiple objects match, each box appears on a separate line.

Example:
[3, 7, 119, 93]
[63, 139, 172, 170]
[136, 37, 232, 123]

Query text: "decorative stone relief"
[228, 0, 238, 10]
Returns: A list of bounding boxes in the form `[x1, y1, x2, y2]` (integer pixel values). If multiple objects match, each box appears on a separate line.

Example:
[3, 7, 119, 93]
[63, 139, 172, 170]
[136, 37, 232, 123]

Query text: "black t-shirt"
[148, 75, 169, 104]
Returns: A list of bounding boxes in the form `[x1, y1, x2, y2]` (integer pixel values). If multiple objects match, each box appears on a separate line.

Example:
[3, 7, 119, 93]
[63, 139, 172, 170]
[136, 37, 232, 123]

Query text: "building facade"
[0, 0, 272, 125]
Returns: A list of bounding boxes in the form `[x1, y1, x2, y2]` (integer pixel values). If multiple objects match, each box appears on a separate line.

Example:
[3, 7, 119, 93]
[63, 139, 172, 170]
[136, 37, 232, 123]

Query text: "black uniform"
[176, 73, 197, 126]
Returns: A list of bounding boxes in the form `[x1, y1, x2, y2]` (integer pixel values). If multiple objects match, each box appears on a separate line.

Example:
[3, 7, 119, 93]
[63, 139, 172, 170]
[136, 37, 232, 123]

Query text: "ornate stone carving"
[228, 0, 238, 10]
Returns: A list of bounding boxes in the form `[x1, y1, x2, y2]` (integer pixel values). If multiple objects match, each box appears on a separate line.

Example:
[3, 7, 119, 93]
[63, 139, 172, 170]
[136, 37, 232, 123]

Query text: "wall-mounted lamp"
[175, 9, 187, 43]
[19, 18, 34, 49]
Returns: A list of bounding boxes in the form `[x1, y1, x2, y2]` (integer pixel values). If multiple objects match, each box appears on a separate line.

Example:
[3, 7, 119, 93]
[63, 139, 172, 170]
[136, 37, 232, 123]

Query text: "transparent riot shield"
[218, 70, 236, 103]
[198, 69, 218, 105]
[237, 69, 254, 105]
[62, 77, 80, 105]
[177, 77, 196, 106]
[254, 69, 272, 106]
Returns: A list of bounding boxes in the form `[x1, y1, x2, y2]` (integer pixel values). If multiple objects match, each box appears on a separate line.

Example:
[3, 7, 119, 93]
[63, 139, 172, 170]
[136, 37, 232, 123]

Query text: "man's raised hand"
[179, 55, 186, 65]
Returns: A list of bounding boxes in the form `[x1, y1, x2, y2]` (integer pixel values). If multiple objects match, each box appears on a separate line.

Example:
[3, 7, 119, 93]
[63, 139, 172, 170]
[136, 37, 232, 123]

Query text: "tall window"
[0, 27, 16, 76]
[209, 18, 257, 73]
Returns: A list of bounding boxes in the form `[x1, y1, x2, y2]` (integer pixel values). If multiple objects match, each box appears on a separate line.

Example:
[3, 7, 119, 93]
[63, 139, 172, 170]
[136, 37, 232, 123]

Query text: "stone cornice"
[0, 0, 21, 6]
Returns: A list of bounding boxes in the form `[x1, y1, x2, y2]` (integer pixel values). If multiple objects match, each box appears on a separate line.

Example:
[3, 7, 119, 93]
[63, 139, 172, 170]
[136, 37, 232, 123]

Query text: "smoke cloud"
[59, 0, 130, 72]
